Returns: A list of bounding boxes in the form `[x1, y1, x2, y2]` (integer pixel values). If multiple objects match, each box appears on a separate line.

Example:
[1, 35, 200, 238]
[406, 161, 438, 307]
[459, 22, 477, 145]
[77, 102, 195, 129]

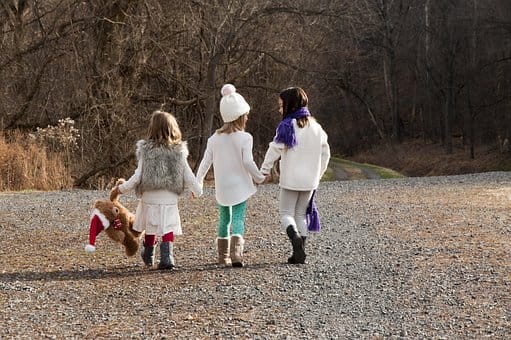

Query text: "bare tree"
[2, 0, 511, 187]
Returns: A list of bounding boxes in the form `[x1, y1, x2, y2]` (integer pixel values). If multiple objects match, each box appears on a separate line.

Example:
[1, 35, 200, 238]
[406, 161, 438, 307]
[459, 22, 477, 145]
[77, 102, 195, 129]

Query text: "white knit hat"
[219, 84, 250, 123]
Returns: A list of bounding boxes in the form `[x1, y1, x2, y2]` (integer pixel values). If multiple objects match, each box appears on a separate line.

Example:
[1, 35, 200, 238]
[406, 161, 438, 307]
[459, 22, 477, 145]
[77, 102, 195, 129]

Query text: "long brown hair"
[216, 114, 248, 134]
[279, 87, 310, 128]
[147, 110, 182, 146]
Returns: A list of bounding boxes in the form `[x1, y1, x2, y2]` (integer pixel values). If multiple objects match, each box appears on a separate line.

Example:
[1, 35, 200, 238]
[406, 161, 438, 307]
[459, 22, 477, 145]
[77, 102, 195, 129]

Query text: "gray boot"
[141, 242, 155, 267]
[158, 241, 175, 270]
[286, 225, 306, 264]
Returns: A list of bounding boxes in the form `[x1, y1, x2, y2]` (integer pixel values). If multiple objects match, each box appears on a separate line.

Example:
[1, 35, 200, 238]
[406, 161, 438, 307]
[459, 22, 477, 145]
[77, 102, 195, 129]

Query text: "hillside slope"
[348, 139, 511, 177]
[325, 157, 404, 181]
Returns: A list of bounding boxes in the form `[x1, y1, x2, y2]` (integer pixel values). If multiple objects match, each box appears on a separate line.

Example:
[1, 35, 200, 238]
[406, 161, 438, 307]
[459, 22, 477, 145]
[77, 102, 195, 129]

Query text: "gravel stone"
[1, 172, 510, 338]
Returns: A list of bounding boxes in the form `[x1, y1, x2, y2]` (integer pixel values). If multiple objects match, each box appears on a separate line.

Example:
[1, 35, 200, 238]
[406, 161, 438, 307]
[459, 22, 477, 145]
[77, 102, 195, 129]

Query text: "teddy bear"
[84, 179, 143, 256]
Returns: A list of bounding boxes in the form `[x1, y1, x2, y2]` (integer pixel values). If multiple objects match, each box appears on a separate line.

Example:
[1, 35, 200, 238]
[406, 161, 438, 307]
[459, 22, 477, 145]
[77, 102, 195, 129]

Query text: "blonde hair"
[147, 110, 182, 146]
[216, 114, 247, 134]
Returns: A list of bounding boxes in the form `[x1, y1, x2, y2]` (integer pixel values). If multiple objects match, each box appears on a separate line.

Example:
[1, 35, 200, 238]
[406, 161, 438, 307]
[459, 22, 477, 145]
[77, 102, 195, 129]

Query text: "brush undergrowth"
[0, 118, 78, 191]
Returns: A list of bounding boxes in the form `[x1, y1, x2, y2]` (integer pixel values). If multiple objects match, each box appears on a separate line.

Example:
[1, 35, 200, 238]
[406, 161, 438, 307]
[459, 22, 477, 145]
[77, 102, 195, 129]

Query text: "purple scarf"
[306, 190, 321, 233]
[274, 107, 310, 148]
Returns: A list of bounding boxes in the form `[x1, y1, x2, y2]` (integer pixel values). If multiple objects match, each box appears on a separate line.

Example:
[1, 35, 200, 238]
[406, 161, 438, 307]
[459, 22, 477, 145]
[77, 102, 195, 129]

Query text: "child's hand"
[191, 192, 196, 199]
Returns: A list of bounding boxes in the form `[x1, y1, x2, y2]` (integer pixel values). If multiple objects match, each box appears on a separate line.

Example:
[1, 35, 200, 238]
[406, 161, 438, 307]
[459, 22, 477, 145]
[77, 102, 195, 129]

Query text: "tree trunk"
[424, 0, 434, 141]
[468, 0, 478, 159]
[196, 55, 222, 170]
[444, 32, 456, 154]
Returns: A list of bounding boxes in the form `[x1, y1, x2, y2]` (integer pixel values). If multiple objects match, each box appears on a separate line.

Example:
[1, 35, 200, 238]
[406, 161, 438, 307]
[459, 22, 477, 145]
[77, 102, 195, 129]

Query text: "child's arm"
[195, 140, 213, 189]
[184, 161, 202, 197]
[260, 140, 284, 175]
[241, 135, 266, 184]
[320, 129, 331, 178]
[118, 158, 143, 194]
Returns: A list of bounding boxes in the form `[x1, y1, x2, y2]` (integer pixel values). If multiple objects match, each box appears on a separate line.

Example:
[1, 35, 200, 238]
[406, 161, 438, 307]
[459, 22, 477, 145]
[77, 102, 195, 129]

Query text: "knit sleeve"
[319, 128, 331, 177]
[241, 134, 266, 184]
[184, 160, 202, 197]
[260, 140, 285, 175]
[119, 158, 142, 193]
[196, 137, 213, 188]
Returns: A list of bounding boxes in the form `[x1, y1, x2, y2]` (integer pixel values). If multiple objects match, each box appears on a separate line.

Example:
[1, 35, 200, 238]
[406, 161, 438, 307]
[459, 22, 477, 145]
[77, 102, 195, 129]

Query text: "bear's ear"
[94, 199, 107, 209]
[93, 200, 103, 209]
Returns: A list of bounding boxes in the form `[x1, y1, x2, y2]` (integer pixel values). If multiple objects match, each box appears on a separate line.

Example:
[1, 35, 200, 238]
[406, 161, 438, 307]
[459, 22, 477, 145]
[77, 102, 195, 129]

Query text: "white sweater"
[260, 119, 330, 191]
[196, 131, 266, 206]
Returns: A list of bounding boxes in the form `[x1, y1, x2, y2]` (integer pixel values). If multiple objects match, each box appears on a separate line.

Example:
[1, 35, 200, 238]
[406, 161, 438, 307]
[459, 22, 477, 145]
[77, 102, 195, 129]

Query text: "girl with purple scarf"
[260, 87, 330, 264]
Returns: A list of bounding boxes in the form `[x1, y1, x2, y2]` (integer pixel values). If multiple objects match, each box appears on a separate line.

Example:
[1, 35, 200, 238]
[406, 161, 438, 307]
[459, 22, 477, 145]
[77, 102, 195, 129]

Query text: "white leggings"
[279, 188, 313, 236]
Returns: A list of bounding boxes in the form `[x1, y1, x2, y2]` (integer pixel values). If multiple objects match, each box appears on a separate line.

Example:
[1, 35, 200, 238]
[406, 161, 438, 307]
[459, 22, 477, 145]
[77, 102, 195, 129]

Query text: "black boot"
[286, 226, 306, 264]
[141, 242, 155, 267]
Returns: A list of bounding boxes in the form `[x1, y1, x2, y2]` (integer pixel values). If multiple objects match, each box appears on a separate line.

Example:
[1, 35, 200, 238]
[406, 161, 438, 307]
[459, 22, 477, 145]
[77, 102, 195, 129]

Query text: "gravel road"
[1, 172, 510, 339]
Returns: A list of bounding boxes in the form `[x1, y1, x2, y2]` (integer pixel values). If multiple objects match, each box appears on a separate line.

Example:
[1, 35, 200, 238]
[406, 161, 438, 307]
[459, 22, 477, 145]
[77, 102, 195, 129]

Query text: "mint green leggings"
[217, 201, 247, 238]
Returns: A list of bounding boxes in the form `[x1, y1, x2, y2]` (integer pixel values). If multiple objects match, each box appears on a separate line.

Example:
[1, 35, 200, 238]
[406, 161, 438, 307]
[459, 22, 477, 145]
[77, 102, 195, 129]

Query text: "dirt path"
[329, 159, 381, 181]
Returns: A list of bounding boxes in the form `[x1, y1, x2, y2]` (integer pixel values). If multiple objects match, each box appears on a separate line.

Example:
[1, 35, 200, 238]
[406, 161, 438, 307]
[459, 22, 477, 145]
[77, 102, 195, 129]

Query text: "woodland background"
[1, 0, 511, 190]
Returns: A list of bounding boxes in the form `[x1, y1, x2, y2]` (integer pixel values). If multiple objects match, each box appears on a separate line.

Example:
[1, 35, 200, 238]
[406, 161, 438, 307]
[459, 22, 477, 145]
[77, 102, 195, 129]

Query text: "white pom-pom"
[85, 244, 96, 253]
[221, 84, 236, 97]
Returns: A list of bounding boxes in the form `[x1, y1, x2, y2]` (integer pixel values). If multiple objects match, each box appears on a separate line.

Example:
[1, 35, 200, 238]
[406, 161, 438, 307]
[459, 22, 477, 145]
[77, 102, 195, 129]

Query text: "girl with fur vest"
[260, 87, 330, 264]
[196, 84, 266, 267]
[112, 110, 201, 270]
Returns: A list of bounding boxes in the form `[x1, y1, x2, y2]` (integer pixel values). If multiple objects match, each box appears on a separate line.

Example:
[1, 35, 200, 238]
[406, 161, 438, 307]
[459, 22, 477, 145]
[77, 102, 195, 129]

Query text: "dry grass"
[350, 138, 511, 177]
[0, 132, 73, 191]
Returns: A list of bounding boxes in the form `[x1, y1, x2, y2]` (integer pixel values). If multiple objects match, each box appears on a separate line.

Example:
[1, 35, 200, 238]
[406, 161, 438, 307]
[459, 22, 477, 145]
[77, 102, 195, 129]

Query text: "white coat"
[260, 119, 330, 191]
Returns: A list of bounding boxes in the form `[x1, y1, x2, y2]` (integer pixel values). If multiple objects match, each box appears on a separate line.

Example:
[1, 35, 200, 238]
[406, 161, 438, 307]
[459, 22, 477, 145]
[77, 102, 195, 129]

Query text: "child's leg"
[158, 231, 175, 270]
[231, 201, 247, 237]
[217, 205, 232, 265]
[230, 201, 247, 267]
[162, 232, 174, 243]
[142, 234, 156, 267]
[279, 188, 299, 232]
[294, 190, 314, 237]
[279, 189, 306, 264]
[217, 204, 231, 238]
[144, 234, 156, 246]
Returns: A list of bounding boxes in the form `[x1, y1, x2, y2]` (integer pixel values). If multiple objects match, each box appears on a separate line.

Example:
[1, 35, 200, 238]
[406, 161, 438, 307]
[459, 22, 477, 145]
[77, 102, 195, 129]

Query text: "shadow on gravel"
[0, 266, 152, 282]
[176, 261, 291, 273]
[0, 261, 290, 283]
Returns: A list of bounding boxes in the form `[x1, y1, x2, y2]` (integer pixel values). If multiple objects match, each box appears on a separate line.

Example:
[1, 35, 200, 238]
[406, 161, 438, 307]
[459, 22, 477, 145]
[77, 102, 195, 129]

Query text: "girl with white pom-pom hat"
[196, 84, 266, 267]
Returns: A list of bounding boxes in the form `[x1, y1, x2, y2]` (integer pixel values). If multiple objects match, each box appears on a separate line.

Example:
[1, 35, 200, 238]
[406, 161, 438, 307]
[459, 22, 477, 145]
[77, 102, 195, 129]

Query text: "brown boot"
[230, 235, 244, 267]
[217, 238, 231, 266]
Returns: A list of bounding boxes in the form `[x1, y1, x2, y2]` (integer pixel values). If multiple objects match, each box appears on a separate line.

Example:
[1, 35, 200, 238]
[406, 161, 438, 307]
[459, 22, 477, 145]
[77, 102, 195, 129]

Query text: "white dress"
[119, 157, 201, 236]
[134, 189, 182, 235]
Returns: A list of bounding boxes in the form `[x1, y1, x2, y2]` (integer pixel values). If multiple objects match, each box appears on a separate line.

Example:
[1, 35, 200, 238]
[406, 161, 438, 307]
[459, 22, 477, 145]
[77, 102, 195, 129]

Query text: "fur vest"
[135, 139, 188, 196]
